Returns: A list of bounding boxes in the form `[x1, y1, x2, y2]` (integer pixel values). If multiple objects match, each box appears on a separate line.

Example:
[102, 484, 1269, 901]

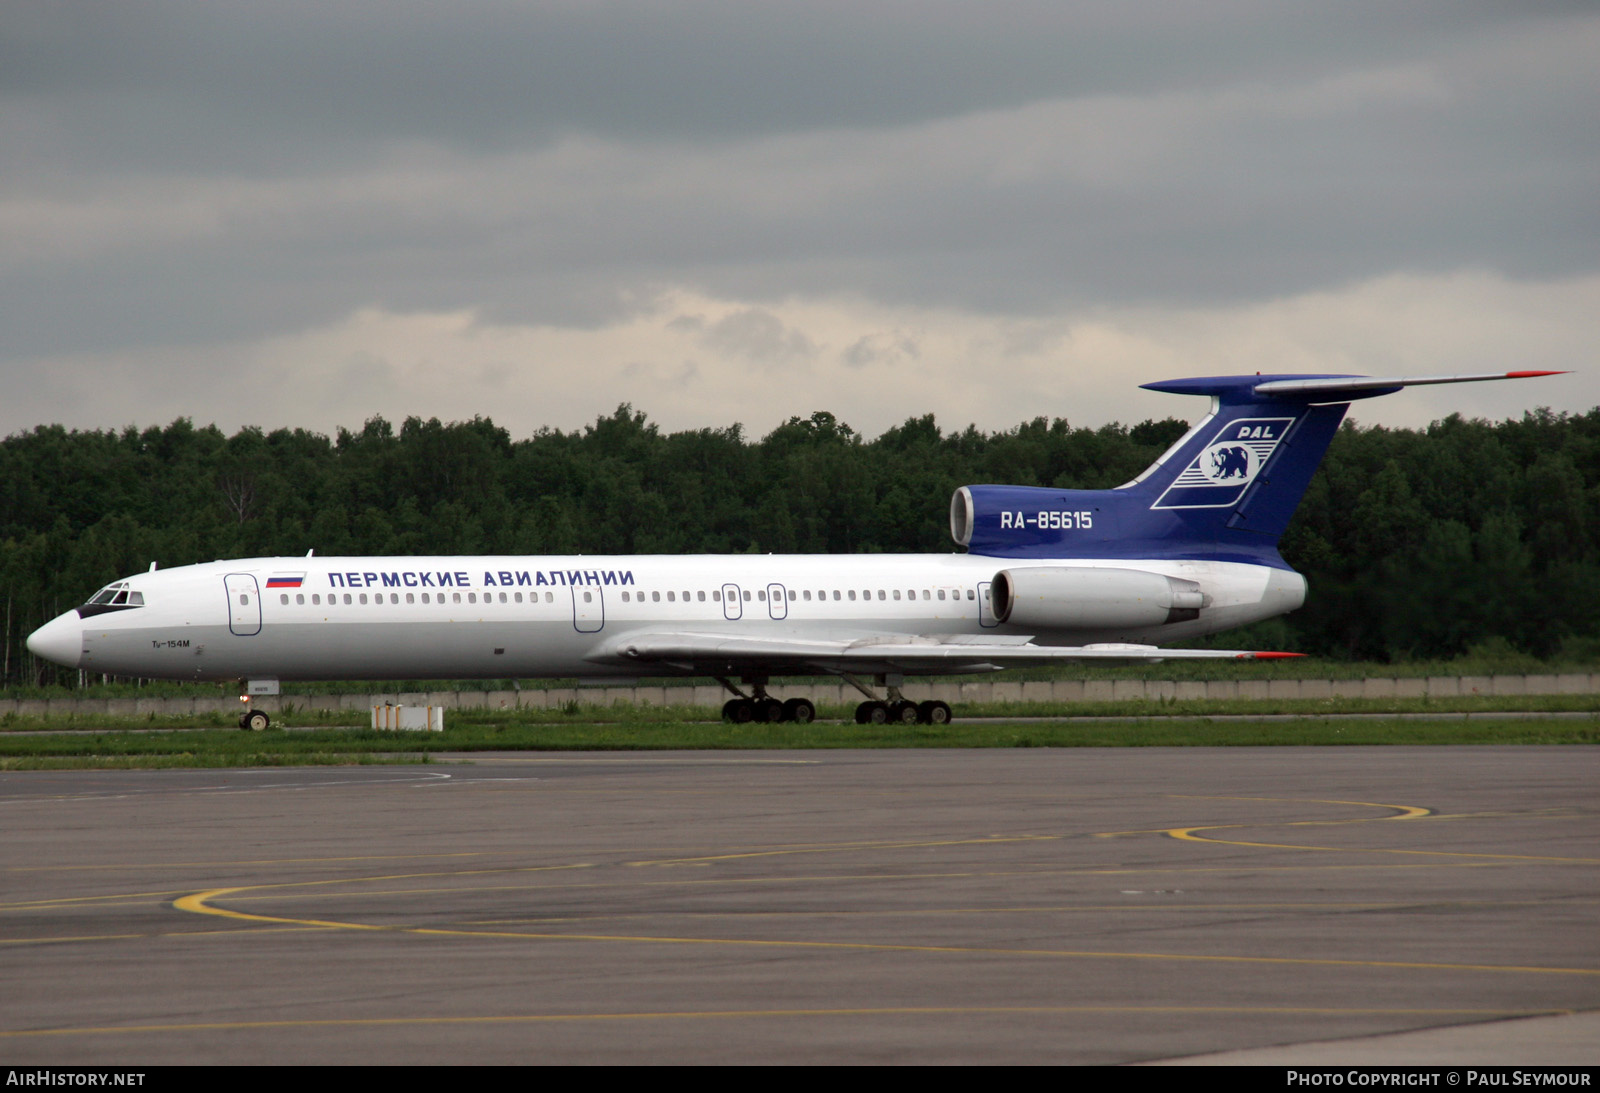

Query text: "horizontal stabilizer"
[1249, 370, 1567, 402]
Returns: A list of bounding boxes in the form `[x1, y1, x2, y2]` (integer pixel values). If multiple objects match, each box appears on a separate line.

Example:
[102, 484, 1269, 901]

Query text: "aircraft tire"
[783, 698, 815, 724]
[858, 701, 889, 725]
[725, 699, 755, 723]
[244, 710, 270, 732]
[919, 700, 952, 725]
[890, 700, 919, 725]
[756, 698, 785, 723]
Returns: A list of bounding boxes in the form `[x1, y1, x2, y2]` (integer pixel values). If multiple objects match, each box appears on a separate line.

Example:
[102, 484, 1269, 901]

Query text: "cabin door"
[571, 585, 604, 633]
[977, 580, 999, 628]
[766, 583, 788, 620]
[225, 574, 262, 636]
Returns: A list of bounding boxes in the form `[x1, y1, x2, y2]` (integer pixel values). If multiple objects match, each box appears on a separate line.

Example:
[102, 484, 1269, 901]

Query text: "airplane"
[26, 370, 1562, 730]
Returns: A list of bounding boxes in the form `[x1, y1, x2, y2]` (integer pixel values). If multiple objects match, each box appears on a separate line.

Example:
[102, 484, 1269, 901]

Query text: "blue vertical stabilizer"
[950, 370, 1561, 566]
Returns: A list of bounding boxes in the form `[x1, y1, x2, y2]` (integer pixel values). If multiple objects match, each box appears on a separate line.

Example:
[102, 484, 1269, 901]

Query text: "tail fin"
[952, 371, 1564, 566]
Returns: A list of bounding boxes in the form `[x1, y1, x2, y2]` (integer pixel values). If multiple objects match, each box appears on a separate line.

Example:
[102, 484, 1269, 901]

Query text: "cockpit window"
[89, 582, 126, 605]
[80, 581, 146, 615]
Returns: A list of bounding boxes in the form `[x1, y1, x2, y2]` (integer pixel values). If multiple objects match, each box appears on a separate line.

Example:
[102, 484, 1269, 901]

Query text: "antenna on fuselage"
[306, 549, 315, 557]
[149, 561, 157, 572]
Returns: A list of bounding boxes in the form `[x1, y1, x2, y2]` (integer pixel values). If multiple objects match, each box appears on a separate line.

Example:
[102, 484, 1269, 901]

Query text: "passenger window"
[803, 590, 812, 601]
[893, 590, 901, 600]
[391, 593, 399, 604]
[712, 590, 721, 601]
[584, 591, 592, 602]
[514, 592, 522, 603]
[498, 592, 507, 603]
[453, 593, 461, 604]
[238, 594, 248, 606]
[757, 590, 766, 601]
[313, 594, 321, 605]
[359, 593, 368, 604]
[833, 590, 840, 600]
[877, 590, 885, 600]
[653, 591, 661, 602]
[848, 590, 856, 601]
[938, 590, 946, 600]
[683, 591, 691, 601]
[667, 591, 675, 602]
[279, 594, 288, 605]
[545, 592, 554, 602]
[343, 593, 352, 605]
[406, 593, 414, 604]
[743, 591, 751, 601]
[698, 591, 706, 602]
[469, 592, 477, 603]
[966, 589, 975, 600]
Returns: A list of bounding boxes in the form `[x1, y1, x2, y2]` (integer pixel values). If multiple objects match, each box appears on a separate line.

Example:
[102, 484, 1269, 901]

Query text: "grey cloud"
[702, 308, 817, 365]
[0, 1, 1595, 408]
[0, 0, 1556, 174]
[844, 332, 919, 369]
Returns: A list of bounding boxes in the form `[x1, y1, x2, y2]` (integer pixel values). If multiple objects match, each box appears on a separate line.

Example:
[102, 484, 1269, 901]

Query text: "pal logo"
[1153, 417, 1294, 509]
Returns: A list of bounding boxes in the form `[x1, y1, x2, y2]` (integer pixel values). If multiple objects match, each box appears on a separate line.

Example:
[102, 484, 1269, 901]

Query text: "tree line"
[3, 402, 1597, 686]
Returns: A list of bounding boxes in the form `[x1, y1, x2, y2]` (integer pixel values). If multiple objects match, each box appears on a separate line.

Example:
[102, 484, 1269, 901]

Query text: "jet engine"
[990, 566, 1206, 630]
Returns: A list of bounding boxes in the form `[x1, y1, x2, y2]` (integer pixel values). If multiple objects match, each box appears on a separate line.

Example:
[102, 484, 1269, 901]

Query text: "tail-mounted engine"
[990, 566, 1206, 630]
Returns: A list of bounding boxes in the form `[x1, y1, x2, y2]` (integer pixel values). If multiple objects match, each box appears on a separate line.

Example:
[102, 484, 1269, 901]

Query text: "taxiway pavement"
[3, 747, 1596, 1064]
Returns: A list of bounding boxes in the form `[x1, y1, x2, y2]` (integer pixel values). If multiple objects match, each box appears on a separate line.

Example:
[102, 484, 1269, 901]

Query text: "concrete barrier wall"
[2, 673, 1596, 717]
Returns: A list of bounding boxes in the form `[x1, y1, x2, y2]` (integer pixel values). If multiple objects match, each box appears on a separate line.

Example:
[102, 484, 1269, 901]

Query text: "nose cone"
[27, 611, 83, 669]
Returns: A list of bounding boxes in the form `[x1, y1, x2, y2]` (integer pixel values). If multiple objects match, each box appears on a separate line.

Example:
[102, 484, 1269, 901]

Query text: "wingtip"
[1241, 651, 1307, 659]
[1505, 370, 1569, 379]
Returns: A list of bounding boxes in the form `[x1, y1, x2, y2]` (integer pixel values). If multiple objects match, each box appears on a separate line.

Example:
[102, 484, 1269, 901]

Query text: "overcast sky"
[3, 0, 1595, 442]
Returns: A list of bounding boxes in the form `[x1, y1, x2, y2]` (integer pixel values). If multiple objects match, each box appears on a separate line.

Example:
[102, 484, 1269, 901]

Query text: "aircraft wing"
[585, 631, 1298, 675]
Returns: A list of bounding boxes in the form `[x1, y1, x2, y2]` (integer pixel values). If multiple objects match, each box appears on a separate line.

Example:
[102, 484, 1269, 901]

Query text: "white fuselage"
[28, 553, 1303, 683]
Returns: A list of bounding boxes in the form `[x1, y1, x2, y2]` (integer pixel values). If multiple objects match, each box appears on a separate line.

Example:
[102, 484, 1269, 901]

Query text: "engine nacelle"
[990, 566, 1206, 630]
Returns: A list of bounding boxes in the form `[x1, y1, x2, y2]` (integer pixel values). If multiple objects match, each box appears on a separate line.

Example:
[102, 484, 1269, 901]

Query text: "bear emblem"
[1209, 445, 1251, 480]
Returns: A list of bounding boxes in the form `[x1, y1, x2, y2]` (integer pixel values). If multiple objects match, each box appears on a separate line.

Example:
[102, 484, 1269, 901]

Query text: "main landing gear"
[852, 699, 952, 726]
[717, 677, 815, 724]
[846, 673, 952, 726]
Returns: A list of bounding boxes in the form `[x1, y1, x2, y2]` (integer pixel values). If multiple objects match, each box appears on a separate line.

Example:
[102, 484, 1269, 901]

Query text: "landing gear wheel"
[724, 698, 755, 723]
[243, 710, 270, 732]
[782, 698, 816, 724]
[855, 701, 889, 725]
[918, 700, 952, 725]
[755, 698, 785, 723]
[890, 700, 919, 725]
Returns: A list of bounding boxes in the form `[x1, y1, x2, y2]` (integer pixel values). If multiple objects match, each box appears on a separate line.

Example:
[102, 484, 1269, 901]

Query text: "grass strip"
[2, 692, 1596, 734]
[1, 715, 1596, 769]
